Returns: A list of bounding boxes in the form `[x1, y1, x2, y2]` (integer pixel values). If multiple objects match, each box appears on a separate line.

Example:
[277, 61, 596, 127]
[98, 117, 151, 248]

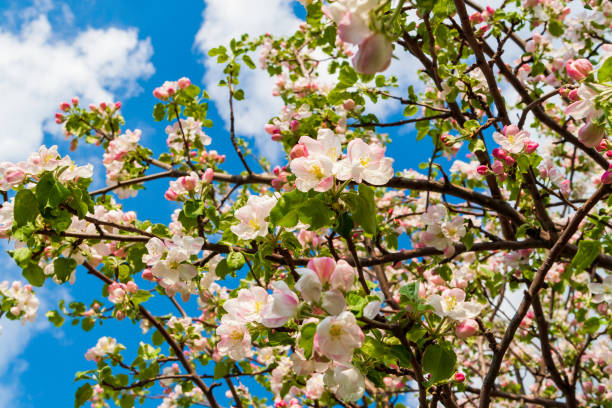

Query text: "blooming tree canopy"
[1, 0, 612, 407]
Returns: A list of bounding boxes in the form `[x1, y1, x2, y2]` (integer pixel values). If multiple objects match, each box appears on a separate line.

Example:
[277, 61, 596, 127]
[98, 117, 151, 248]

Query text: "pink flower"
[565, 59, 593, 81]
[492, 125, 529, 154]
[565, 84, 602, 121]
[290, 129, 341, 192]
[330, 259, 355, 292]
[315, 311, 363, 364]
[352, 33, 393, 75]
[261, 281, 299, 328]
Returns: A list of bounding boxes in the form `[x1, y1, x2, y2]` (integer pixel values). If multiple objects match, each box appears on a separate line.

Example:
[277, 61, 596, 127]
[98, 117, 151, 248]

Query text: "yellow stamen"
[360, 157, 370, 168]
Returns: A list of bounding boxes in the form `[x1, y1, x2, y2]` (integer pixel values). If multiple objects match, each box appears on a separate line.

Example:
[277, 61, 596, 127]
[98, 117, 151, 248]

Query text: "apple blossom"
[230, 195, 278, 240]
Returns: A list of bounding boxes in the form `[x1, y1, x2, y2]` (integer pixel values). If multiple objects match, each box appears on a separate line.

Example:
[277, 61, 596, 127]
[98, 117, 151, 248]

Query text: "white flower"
[230, 195, 277, 240]
[315, 311, 364, 364]
[325, 365, 365, 402]
[428, 288, 483, 321]
[492, 125, 530, 154]
[216, 316, 252, 360]
[589, 275, 612, 305]
[335, 139, 394, 185]
[223, 286, 269, 323]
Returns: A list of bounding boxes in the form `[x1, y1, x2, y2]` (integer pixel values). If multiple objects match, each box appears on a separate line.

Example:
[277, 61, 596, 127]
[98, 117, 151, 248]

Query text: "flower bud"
[456, 319, 479, 338]
[290, 143, 308, 159]
[455, 372, 466, 382]
[578, 122, 606, 148]
[601, 170, 612, 185]
[525, 140, 539, 153]
[352, 33, 393, 75]
[178, 77, 191, 89]
[60, 102, 70, 112]
[290, 120, 300, 131]
[504, 156, 516, 165]
[71, 97, 79, 106]
[202, 168, 214, 184]
[343, 99, 355, 110]
[566, 59, 593, 81]
[492, 148, 507, 160]
[476, 165, 489, 175]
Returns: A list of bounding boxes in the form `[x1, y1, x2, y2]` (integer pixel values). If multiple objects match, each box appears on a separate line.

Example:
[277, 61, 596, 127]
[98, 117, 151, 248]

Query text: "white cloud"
[194, 0, 302, 162]
[0, 10, 154, 162]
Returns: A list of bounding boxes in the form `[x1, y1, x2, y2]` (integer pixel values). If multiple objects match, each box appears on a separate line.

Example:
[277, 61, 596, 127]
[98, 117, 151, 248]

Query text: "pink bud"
[264, 124, 278, 135]
[492, 148, 507, 160]
[164, 188, 179, 201]
[89, 104, 98, 111]
[114, 102, 122, 110]
[142, 270, 155, 282]
[578, 122, 606, 148]
[597, 140, 608, 152]
[100, 102, 107, 110]
[352, 33, 393, 75]
[597, 302, 607, 314]
[60, 102, 70, 112]
[469, 12, 484, 24]
[271, 132, 283, 141]
[153, 88, 165, 99]
[455, 373, 466, 382]
[167, 87, 175, 96]
[583, 381, 593, 393]
[601, 170, 612, 185]
[343, 99, 355, 110]
[290, 120, 300, 131]
[492, 160, 505, 175]
[126, 281, 138, 293]
[568, 89, 580, 101]
[115, 310, 126, 320]
[271, 178, 284, 190]
[202, 168, 214, 183]
[178, 77, 191, 89]
[504, 156, 516, 165]
[566, 59, 593, 81]
[71, 97, 79, 106]
[524, 140, 539, 153]
[476, 165, 489, 175]
[289, 143, 308, 159]
[456, 319, 479, 338]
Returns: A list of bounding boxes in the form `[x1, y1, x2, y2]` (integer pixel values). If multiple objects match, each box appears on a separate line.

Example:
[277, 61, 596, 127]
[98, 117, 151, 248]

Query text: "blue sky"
[0, 1, 435, 407]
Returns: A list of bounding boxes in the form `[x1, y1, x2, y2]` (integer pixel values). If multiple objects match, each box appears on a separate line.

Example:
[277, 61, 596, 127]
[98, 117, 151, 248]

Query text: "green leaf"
[74, 383, 93, 408]
[81, 317, 94, 332]
[399, 282, 419, 303]
[334, 212, 354, 239]
[598, 56, 612, 82]
[35, 172, 70, 214]
[343, 185, 377, 235]
[152, 330, 164, 346]
[120, 394, 135, 408]
[298, 322, 317, 360]
[299, 198, 333, 230]
[54, 257, 77, 283]
[548, 20, 563, 37]
[583, 317, 600, 334]
[131, 290, 152, 305]
[14, 189, 39, 226]
[233, 89, 245, 101]
[23, 264, 45, 287]
[153, 103, 166, 121]
[422, 343, 456, 384]
[570, 240, 601, 273]
[242, 54, 256, 69]
[214, 360, 231, 379]
[46, 310, 65, 327]
[269, 190, 308, 228]
[337, 64, 358, 89]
